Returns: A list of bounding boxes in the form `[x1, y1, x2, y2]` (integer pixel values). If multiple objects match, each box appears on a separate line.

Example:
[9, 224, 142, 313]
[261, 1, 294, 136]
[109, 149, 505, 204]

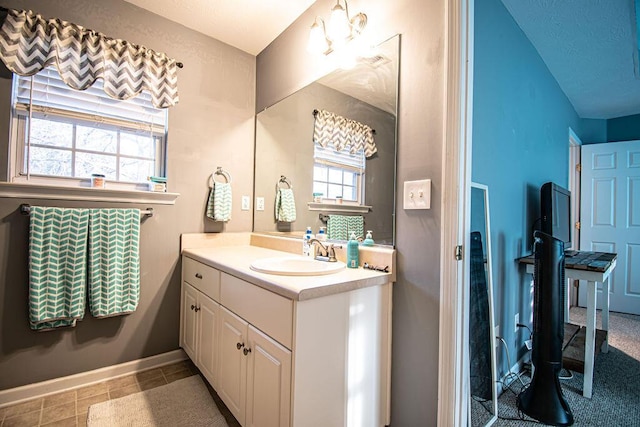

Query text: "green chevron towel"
[327, 215, 364, 240]
[206, 182, 232, 221]
[275, 188, 297, 222]
[29, 207, 90, 331]
[88, 209, 140, 318]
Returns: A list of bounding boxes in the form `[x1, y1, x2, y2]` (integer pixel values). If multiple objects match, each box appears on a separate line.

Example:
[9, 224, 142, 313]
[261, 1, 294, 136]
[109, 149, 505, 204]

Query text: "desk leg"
[584, 280, 597, 399]
[602, 277, 610, 353]
[565, 278, 571, 323]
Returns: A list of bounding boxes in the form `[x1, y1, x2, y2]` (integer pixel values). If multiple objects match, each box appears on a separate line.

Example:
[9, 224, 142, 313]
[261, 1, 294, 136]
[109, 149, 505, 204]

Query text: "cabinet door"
[181, 282, 198, 361]
[219, 306, 248, 426]
[197, 295, 219, 388]
[246, 325, 292, 427]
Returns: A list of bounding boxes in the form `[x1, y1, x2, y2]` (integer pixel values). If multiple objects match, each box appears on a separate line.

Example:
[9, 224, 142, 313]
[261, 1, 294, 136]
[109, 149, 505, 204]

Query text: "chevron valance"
[0, 9, 179, 108]
[313, 109, 377, 158]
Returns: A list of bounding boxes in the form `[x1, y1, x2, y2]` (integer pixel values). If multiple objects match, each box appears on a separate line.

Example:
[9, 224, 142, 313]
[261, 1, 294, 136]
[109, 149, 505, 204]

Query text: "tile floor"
[0, 360, 202, 427]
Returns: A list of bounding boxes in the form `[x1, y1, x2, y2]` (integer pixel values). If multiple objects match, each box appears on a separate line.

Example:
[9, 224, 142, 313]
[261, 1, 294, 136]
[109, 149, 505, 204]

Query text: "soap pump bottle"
[347, 232, 360, 268]
[303, 227, 315, 257]
[362, 230, 375, 247]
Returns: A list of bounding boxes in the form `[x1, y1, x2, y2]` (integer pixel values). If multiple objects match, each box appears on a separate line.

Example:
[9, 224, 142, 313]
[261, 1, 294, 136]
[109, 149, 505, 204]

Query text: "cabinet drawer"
[221, 272, 293, 349]
[183, 256, 220, 301]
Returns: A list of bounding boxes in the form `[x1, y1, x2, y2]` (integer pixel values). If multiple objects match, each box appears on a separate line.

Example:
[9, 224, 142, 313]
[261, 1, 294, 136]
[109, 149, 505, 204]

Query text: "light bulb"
[328, 1, 351, 41]
[307, 19, 330, 54]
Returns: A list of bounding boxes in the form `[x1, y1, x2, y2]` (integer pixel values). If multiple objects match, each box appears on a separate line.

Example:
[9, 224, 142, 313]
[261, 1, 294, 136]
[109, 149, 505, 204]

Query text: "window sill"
[307, 202, 371, 213]
[0, 182, 180, 205]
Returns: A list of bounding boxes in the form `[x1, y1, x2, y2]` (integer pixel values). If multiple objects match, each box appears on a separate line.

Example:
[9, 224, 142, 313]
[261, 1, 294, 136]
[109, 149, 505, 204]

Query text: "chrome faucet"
[308, 239, 341, 262]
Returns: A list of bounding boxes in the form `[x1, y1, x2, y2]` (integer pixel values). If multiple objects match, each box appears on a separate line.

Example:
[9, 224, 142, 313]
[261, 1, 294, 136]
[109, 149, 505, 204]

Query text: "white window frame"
[8, 70, 168, 193]
[313, 144, 366, 205]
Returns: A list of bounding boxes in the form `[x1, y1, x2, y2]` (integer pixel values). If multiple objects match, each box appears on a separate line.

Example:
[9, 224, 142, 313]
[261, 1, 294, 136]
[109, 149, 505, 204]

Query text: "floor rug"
[87, 375, 228, 426]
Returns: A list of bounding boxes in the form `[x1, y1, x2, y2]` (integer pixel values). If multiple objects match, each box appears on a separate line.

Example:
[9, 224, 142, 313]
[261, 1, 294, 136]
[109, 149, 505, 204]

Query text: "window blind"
[14, 68, 167, 133]
[314, 143, 365, 170]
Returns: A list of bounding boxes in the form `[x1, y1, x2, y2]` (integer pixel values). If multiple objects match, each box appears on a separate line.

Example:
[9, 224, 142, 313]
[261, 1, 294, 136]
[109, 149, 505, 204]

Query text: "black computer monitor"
[540, 182, 571, 248]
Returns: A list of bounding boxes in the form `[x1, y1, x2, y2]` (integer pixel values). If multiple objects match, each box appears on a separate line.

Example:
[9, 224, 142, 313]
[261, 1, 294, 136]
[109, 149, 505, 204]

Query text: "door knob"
[194, 306, 201, 312]
[195, 273, 203, 279]
[236, 342, 244, 350]
[243, 347, 252, 356]
[190, 304, 195, 310]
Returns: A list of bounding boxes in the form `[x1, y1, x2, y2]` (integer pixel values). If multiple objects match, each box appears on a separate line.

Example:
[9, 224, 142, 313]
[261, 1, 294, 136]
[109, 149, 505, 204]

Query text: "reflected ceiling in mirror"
[253, 35, 399, 246]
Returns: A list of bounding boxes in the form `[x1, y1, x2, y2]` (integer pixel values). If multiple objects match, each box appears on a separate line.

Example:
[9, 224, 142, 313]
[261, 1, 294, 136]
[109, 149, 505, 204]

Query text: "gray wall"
[254, 82, 396, 244]
[257, 0, 444, 424]
[0, 0, 255, 390]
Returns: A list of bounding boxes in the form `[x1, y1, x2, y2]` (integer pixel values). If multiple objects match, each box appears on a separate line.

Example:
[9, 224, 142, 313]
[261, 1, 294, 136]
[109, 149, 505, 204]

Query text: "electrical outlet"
[241, 195, 250, 211]
[256, 197, 265, 211]
[515, 313, 520, 333]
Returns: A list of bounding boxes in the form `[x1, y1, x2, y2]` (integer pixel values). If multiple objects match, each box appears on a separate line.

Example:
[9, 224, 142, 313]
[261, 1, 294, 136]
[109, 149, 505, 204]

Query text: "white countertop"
[182, 245, 393, 301]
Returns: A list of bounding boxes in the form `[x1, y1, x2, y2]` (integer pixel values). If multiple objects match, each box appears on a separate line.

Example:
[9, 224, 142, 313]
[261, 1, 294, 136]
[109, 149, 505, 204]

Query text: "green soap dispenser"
[347, 232, 360, 268]
[362, 230, 375, 246]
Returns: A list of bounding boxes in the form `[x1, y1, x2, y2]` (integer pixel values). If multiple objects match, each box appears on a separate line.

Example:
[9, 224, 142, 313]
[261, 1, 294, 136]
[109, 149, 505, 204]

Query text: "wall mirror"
[253, 35, 399, 246]
[469, 182, 498, 426]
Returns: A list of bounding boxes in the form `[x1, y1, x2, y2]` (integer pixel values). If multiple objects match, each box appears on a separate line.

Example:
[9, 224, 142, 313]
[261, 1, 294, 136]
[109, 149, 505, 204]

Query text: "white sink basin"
[250, 256, 345, 276]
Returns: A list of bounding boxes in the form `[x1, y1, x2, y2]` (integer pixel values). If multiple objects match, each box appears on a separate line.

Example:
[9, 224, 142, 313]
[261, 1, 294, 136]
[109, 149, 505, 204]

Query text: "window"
[10, 68, 167, 187]
[313, 143, 365, 203]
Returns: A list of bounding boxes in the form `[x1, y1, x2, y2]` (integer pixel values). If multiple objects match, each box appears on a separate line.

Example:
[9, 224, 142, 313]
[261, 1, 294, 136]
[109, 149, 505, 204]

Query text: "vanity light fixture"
[307, 0, 367, 55]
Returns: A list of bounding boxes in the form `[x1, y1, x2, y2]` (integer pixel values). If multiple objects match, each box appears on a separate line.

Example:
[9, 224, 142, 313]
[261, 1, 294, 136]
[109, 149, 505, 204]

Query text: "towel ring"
[277, 175, 292, 189]
[210, 167, 232, 187]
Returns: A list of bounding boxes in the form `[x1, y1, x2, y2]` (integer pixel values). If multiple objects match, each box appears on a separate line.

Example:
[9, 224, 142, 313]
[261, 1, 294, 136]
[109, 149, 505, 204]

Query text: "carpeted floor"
[492, 307, 640, 426]
[87, 376, 228, 427]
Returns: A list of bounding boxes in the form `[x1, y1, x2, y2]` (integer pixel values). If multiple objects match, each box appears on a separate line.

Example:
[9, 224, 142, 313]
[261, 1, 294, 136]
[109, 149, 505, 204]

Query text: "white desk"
[524, 257, 617, 398]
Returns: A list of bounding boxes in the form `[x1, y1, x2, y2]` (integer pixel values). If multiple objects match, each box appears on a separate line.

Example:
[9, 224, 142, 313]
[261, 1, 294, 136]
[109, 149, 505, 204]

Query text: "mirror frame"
[468, 182, 498, 427]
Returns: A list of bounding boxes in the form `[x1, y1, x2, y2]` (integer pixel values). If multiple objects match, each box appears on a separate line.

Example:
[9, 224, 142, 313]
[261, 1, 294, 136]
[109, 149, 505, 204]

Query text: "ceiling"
[122, 0, 315, 55]
[502, 0, 640, 119]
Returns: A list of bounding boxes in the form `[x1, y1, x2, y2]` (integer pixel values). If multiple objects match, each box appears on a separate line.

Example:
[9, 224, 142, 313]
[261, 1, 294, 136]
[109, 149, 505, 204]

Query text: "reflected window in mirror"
[313, 143, 364, 204]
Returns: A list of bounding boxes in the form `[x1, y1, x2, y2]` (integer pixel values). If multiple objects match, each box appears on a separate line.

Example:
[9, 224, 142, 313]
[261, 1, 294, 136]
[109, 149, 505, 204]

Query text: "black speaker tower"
[517, 231, 574, 426]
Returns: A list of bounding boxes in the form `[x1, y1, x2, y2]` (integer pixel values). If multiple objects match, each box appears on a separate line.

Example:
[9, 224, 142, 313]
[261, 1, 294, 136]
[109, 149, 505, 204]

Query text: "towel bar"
[212, 166, 232, 184]
[278, 175, 292, 189]
[19, 204, 154, 218]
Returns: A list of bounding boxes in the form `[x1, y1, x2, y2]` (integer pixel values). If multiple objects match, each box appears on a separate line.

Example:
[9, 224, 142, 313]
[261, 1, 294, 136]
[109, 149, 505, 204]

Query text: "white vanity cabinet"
[180, 251, 393, 427]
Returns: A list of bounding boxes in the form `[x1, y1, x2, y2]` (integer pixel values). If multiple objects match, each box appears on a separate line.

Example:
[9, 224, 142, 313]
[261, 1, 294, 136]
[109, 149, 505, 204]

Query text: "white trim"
[470, 182, 498, 425]
[0, 182, 179, 205]
[438, 0, 474, 425]
[0, 350, 187, 407]
[496, 353, 529, 396]
[306, 202, 371, 213]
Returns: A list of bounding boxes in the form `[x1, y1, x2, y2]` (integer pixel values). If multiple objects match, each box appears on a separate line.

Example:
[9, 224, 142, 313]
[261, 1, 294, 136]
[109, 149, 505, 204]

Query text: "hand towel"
[326, 215, 364, 241]
[88, 209, 140, 318]
[275, 188, 296, 222]
[28, 207, 90, 331]
[206, 182, 232, 222]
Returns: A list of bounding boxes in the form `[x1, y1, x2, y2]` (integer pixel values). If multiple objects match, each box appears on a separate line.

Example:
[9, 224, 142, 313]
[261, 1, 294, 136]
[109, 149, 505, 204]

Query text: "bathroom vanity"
[180, 233, 395, 427]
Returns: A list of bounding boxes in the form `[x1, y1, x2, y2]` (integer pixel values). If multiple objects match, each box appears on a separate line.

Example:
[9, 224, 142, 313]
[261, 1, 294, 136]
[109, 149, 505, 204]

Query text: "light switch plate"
[256, 197, 265, 211]
[241, 196, 250, 211]
[403, 179, 431, 210]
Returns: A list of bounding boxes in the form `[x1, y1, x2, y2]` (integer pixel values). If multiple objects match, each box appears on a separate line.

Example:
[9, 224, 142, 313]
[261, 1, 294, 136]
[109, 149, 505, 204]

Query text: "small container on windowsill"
[335, 196, 343, 204]
[91, 174, 106, 188]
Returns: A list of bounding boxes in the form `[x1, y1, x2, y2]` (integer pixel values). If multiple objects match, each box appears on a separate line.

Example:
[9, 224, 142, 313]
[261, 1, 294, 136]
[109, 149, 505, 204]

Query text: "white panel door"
[197, 295, 220, 388]
[245, 325, 292, 427]
[218, 306, 248, 425]
[181, 283, 198, 361]
[580, 140, 640, 315]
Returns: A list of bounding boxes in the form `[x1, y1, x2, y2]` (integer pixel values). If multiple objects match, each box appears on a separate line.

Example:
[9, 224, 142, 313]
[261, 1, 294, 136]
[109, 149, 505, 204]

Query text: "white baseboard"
[496, 352, 530, 396]
[0, 349, 187, 408]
